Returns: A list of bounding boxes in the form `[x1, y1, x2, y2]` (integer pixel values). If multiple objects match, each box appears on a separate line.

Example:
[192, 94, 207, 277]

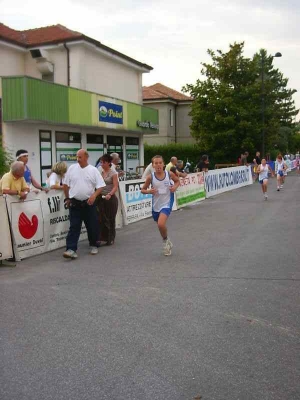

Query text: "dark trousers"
[66, 202, 99, 251]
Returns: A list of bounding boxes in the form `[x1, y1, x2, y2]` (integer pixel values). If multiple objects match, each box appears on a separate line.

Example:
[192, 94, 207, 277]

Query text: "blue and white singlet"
[151, 171, 174, 212]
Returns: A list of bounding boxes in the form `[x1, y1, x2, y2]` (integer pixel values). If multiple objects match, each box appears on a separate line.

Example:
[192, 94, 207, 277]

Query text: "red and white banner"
[176, 172, 206, 208]
[5, 192, 87, 259]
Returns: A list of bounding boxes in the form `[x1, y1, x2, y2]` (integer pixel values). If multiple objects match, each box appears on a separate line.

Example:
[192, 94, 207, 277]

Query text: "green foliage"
[0, 143, 12, 177]
[144, 143, 235, 169]
[183, 42, 299, 160]
[144, 143, 202, 166]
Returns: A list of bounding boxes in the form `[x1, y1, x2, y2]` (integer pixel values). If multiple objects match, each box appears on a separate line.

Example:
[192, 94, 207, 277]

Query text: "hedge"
[144, 143, 236, 170]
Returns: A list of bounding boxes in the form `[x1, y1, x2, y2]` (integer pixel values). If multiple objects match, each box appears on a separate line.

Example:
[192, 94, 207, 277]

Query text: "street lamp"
[261, 51, 282, 157]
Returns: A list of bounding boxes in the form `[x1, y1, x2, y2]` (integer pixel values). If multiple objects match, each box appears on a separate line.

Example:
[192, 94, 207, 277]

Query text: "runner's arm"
[169, 171, 180, 192]
[141, 175, 156, 194]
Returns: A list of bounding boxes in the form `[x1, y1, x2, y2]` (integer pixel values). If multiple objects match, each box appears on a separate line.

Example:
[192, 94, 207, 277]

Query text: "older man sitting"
[0, 161, 30, 199]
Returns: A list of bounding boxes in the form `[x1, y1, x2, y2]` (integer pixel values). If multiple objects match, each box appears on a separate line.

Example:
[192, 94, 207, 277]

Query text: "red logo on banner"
[18, 212, 39, 239]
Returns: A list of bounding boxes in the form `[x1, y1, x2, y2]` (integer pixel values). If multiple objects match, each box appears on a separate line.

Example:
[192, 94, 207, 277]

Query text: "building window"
[170, 109, 174, 127]
[55, 131, 81, 167]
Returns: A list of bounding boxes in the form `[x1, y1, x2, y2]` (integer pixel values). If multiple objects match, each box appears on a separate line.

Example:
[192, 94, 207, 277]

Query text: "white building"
[0, 23, 159, 183]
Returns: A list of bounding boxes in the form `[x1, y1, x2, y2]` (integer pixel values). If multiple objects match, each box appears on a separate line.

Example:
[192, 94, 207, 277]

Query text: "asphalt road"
[1, 174, 299, 400]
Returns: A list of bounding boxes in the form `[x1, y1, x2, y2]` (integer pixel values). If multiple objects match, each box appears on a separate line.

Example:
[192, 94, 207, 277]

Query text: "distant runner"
[256, 158, 273, 200]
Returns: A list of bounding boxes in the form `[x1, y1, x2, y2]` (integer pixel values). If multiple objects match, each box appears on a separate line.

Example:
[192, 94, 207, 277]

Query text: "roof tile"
[0, 23, 82, 46]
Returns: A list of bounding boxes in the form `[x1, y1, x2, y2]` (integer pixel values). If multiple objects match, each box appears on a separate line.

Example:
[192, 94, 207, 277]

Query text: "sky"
[1, 0, 300, 118]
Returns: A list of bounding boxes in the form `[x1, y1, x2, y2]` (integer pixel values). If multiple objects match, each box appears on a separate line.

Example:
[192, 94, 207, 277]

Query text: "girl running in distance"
[256, 158, 274, 200]
[276, 154, 287, 191]
[141, 155, 180, 256]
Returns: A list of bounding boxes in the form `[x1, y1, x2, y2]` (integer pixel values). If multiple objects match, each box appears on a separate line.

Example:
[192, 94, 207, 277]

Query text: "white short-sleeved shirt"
[64, 163, 105, 200]
[142, 163, 154, 179]
[49, 172, 63, 187]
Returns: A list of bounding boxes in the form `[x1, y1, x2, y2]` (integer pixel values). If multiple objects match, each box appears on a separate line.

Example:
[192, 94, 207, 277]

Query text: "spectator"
[96, 154, 119, 246]
[96, 152, 125, 179]
[252, 151, 261, 181]
[110, 152, 125, 178]
[176, 160, 185, 172]
[253, 151, 261, 165]
[0, 161, 30, 199]
[166, 157, 178, 172]
[240, 151, 249, 166]
[16, 149, 49, 192]
[142, 162, 155, 179]
[196, 155, 210, 172]
[63, 149, 106, 259]
[166, 157, 187, 177]
[48, 162, 67, 190]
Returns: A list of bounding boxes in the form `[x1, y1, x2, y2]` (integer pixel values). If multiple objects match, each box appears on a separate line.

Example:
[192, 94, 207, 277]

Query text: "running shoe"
[280, 185, 283, 189]
[163, 238, 173, 256]
[90, 247, 99, 255]
[277, 187, 280, 191]
[264, 194, 268, 200]
[63, 249, 78, 259]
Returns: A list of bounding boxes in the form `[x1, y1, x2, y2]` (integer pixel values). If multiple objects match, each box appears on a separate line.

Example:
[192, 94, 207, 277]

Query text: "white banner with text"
[119, 179, 153, 225]
[205, 166, 253, 198]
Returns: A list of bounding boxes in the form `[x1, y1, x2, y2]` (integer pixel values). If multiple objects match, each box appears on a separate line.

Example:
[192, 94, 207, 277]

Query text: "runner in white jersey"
[141, 155, 179, 256]
[256, 158, 274, 200]
[275, 155, 286, 191]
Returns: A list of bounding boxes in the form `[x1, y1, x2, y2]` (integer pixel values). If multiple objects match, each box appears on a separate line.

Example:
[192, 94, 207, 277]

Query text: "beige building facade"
[143, 83, 194, 145]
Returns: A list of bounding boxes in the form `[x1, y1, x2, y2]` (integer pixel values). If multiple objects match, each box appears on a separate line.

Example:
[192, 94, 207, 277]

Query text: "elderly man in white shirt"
[63, 149, 106, 259]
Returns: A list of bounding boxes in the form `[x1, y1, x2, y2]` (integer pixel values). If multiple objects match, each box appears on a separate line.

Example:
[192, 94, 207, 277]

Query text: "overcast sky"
[1, 0, 300, 117]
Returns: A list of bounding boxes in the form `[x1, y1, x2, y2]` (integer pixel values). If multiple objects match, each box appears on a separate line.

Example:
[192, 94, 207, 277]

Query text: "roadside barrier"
[1, 166, 253, 260]
[0, 196, 13, 261]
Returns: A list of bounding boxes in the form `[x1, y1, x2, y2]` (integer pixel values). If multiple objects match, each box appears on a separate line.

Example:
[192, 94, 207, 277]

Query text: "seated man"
[0, 161, 30, 199]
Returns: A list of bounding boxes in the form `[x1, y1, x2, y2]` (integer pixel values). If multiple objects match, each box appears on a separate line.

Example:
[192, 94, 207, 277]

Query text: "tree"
[0, 144, 12, 177]
[183, 42, 299, 161]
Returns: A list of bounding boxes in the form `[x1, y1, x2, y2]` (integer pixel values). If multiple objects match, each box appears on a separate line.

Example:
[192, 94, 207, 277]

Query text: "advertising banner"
[205, 166, 253, 198]
[119, 179, 152, 225]
[5, 192, 87, 260]
[0, 196, 13, 260]
[176, 172, 205, 208]
[99, 101, 123, 125]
